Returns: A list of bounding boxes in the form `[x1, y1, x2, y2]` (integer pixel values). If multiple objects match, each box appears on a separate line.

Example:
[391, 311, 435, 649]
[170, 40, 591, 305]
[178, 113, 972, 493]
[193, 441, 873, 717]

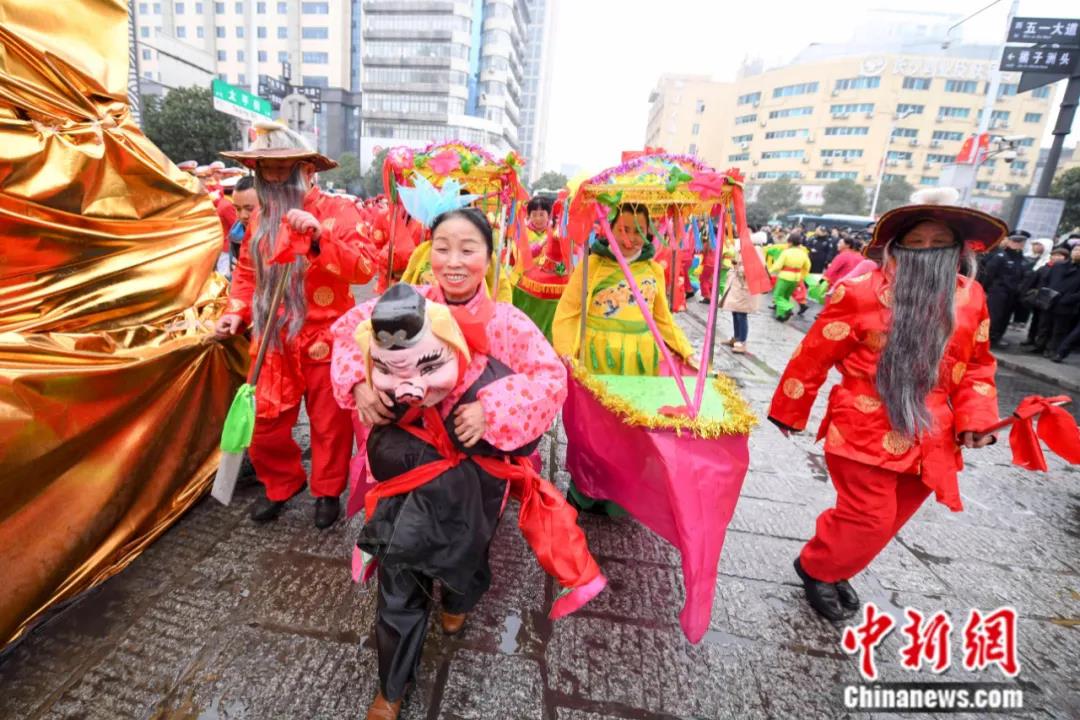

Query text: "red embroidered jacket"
[226, 186, 376, 417]
[768, 268, 1000, 511]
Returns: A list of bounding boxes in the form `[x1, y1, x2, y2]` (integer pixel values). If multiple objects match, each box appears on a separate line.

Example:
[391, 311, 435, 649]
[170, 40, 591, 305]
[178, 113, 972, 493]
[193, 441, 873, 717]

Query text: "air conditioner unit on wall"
[802, 157, 810, 164]
[823, 157, 833, 165]
[864, 174, 874, 181]
[865, 112, 874, 119]
[760, 120, 768, 127]
[930, 139, 942, 148]
[909, 139, 919, 146]
[806, 133, 815, 143]
[843, 156, 853, 163]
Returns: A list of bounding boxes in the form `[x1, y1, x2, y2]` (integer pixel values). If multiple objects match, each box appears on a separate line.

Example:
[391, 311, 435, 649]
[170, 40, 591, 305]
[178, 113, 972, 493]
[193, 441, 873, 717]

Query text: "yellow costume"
[553, 254, 693, 376]
[400, 239, 513, 303]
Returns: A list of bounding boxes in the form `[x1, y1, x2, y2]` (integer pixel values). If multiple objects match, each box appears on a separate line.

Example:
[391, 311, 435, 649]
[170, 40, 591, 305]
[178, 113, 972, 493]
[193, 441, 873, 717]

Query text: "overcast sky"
[542, 0, 1078, 175]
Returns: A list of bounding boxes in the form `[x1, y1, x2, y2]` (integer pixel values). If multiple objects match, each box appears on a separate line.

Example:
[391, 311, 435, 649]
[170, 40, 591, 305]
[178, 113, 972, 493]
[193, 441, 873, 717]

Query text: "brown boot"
[366, 691, 401, 720]
[440, 611, 467, 635]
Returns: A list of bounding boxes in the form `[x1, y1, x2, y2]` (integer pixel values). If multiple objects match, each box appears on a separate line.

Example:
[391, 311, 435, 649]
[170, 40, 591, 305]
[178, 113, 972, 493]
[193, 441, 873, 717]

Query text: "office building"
[518, 0, 556, 183]
[646, 42, 1057, 211]
[358, 0, 533, 170]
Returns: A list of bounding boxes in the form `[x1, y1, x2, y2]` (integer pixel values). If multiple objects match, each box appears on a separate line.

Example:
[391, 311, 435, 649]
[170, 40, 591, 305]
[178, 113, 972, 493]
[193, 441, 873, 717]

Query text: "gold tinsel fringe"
[571, 364, 758, 438]
[516, 273, 568, 298]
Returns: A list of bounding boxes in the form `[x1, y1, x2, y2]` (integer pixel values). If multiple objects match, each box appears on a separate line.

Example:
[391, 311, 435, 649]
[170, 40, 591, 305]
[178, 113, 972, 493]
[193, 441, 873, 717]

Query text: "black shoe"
[314, 496, 340, 529]
[835, 579, 860, 612]
[1052, 354, 1066, 364]
[993, 339, 1010, 349]
[237, 453, 260, 489]
[1043, 349, 1053, 358]
[250, 495, 289, 523]
[793, 558, 851, 621]
[798, 304, 809, 316]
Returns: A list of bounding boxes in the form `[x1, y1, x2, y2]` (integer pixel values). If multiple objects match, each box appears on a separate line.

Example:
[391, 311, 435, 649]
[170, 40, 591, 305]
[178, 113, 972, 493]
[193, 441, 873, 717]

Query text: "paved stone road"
[1, 301, 1078, 720]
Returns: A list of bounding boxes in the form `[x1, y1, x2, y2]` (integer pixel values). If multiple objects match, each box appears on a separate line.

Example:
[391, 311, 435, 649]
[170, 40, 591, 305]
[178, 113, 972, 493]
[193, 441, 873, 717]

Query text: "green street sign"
[211, 78, 273, 122]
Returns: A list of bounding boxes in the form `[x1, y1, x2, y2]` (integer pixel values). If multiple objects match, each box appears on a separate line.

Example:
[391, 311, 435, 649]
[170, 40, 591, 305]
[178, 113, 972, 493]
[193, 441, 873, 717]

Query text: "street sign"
[1007, 17, 1080, 45]
[257, 75, 289, 109]
[1016, 197, 1066, 239]
[294, 85, 323, 102]
[1000, 45, 1079, 74]
[211, 78, 273, 122]
[281, 61, 292, 81]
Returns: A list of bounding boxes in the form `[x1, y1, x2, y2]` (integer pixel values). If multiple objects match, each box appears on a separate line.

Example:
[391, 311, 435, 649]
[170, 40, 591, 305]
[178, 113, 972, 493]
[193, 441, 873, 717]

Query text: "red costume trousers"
[799, 453, 932, 583]
[250, 361, 353, 501]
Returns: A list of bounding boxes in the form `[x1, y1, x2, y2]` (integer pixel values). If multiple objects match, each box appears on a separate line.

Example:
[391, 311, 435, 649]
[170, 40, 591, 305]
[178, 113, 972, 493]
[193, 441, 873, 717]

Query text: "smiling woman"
[428, 208, 495, 303]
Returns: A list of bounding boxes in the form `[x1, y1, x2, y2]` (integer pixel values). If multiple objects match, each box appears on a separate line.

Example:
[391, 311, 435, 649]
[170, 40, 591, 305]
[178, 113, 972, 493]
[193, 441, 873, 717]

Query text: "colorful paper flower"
[429, 149, 462, 175]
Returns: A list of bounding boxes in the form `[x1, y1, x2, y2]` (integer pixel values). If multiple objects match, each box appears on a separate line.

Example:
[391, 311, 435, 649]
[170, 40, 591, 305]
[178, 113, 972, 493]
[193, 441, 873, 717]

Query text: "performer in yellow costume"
[553, 203, 694, 514]
[553, 203, 694, 375]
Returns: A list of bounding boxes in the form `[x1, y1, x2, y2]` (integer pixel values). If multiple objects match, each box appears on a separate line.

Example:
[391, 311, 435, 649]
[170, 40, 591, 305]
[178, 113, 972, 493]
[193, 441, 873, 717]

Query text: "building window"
[886, 151, 913, 162]
[176, 26, 186, 37]
[140, 26, 149, 37]
[195, 1, 203, 11]
[979, 109, 1010, 126]
[1011, 160, 1028, 171]
[823, 126, 868, 136]
[695, 100, 705, 113]
[761, 149, 805, 160]
[216, 26, 225, 37]
[938, 106, 970, 119]
[773, 81, 819, 98]
[997, 83, 1018, 97]
[734, 113, 757, 125]
[765, 128, 810, 139]
[902, 77, 931, 90]
[756, 171, 802, 180]
[238, 73, 246, 85]
[1033, 86, 1051, 98]
[691, 123, 700, 136]
[175, 2, 184, 13]
[769, 106, 814, 119]
[302, 1, 328, 12]
[217, 50, 226, 61]
[301, 75, 329, 87]
[932, 130, 963, 141]
[142, 48, 152, 60]
[815, 171, 858, 180]
[688, 143, 698, 155]
[830, 103, 873, 115]
[277, 26, 287, 38]
[920, 176, 939, 186]
[153, 2, 161, 11]
[945, 80, 978, 93]
[891, 127, 918, 138]
[236, 25, 244, 37]
[237, 49, 245, 61]
[257, 26, 266, 37]
[302, 27, 329, 39]
[138, 3, 148, 13]
[196, 26, 204, 38]
[302, 52, 328, 63]
[1024, 112, 1042, 123]
[926, 154, 957, 163]
[975, 181, 990, 190]
[834, 76, 880, 90]
[235, 1, 243, 11]
[144, 70, 153, 79]
[883, 174, 905, 183]
[258, 50, 267, 61]
[256, 1, 265, 11]
[731, 133, 753, 143]
[820, 149, 863, 158]
[737, 92, 761, 106]
[895, 103, 924, 115]
[278, 50, 288, 62]
[277, 1, 286, 10]
[215, 1, 224, 11]
[729, 153, 750, 161]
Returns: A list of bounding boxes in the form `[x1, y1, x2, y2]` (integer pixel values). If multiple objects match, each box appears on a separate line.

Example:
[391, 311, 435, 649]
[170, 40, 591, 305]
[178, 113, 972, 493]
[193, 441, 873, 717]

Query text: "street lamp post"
[870, 109, 914, 218]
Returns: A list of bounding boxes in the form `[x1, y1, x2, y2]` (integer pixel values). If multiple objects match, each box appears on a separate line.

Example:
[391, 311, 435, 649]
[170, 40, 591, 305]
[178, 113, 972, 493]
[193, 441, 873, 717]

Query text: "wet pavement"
[1, 299, 1078, 720]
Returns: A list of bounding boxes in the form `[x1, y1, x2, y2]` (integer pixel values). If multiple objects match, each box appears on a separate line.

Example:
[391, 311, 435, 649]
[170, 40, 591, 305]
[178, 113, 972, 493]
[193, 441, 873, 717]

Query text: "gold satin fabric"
[0, 1, 247, 648]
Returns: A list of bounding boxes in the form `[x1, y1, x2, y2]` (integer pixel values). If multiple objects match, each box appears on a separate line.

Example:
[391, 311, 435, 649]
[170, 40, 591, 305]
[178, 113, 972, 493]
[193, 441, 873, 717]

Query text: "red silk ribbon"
[1007, 395, 1080, 472]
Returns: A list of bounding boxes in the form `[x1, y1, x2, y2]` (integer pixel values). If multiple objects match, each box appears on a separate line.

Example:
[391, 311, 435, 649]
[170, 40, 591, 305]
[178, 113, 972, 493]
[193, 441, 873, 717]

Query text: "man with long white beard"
[214, 122, 377, 529]
[768, 188, 1006, 621]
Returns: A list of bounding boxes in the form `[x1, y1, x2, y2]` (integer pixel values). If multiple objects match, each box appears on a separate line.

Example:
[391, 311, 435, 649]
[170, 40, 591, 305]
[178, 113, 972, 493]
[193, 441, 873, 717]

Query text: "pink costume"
[331, 285, 567, 510]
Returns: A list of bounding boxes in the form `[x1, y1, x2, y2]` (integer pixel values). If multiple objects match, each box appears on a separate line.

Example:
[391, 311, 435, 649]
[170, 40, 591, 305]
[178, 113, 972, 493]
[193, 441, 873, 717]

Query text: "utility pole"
[870, 109, 914, 218]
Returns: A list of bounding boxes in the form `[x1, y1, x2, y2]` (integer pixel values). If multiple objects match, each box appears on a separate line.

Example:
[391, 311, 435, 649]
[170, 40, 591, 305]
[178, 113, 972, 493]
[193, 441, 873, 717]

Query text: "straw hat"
[220, 120, 337, 172]
[868, 187, 1008, 255]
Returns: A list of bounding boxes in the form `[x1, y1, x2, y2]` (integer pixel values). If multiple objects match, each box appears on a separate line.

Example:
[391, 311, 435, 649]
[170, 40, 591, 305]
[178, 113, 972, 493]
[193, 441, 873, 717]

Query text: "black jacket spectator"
[977, 244, 1033, 344]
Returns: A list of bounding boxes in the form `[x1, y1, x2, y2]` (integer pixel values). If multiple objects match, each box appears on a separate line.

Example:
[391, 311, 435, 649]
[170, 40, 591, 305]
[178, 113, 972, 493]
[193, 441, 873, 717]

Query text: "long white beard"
[250, 167, 309, 346]
[876, 244, 962, 438]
